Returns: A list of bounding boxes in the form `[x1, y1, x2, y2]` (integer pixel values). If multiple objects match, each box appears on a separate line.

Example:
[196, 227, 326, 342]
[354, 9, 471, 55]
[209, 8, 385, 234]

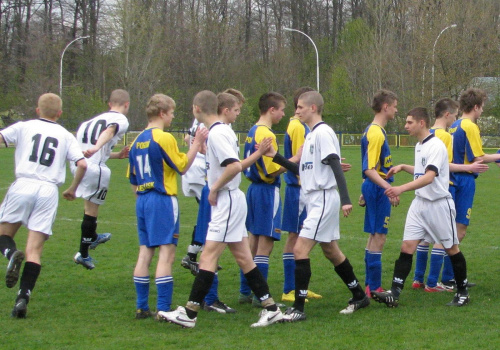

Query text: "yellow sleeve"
[464, 120, 485, 159]
[255, 126, 281, 175]
[435, 129, 453, 162]
[154, 130, 189, 173]
[366, 126, 385, 170]
[289, 119, 306, 156]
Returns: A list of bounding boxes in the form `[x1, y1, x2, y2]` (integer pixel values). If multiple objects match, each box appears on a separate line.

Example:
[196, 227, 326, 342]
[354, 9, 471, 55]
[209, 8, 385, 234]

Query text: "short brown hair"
[108, 89, 130, 106]
[372, 89, 398, 113]
[146, 94, 176, 119]
[193, 90, 218, 115]
[435, 98, 459, 118]
[298, 91, 324, 114]
[459, 88, 487, 113]
[407, 107, 429, 128]
[217, 93, 239, 115]
[293, 87, 315, 109]
[38, 93, 62, 118]
[223, 88, 245, 105]
[258, 92, 286, 114]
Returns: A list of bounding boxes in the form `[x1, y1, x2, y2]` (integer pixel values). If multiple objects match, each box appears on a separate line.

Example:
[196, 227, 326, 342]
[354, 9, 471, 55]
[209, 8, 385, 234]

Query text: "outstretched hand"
[116, 145, 130, 159]
[342, 204, 353, 217]
[256, 137, 273, 156]
[470, 160, 489, 174]
[62, 188, 76, 201]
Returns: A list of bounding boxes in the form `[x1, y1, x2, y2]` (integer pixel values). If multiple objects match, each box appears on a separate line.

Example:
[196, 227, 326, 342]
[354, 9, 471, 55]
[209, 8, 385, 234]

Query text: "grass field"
[0, 146, 499, 350]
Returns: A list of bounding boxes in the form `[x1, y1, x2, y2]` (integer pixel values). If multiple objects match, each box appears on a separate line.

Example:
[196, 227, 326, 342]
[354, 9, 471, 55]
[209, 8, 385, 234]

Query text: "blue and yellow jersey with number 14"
[244, 124, 281, 186]
[361, 124, 393, 182]
[128, 128, 188, 195]
[283, 117, 309, 186]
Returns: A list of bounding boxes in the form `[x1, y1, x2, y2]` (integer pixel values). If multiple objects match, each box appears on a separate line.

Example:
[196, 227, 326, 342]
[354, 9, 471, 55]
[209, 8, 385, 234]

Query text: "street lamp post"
[431, 24, 457, 103]
[59, 36, 90, 97]
[284, 27, 320, 91]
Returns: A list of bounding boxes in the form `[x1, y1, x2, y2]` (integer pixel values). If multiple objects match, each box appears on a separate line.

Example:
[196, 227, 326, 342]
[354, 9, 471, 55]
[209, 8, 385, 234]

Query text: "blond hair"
[223, 88, 246, 105]
[193, 90, 218, 115]
[146, 94, 176, 119]
[217, 93, 239, 115]
[109, 89, 130, 106]
[38, 93, 62, 118]
[299, 91, 324, 114]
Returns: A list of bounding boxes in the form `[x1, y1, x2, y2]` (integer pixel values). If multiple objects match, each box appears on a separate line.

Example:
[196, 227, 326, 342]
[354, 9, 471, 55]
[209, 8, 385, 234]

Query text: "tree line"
[0, 0, 499, 133]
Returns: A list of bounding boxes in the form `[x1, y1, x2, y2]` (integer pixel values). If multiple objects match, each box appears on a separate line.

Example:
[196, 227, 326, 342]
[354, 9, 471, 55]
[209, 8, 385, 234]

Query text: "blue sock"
[156, 276, 173, 312]
[364, 249, 370, 287]
[204, 272, 219, 305]
[283, 253, 295, 294]
[255, 255, 269, 281]
[367, 251, 382, 290]
[134, 276, 150, 311]
[239, 269, 251, 295]
[427, 248, 444, 287]
[441, 254, 454, 283]
[414, 244, 429, 283]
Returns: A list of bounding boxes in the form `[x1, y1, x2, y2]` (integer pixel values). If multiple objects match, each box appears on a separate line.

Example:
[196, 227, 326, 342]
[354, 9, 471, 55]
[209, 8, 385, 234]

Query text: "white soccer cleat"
[157, 306, 197, 328]
[250, 308, 283, 328]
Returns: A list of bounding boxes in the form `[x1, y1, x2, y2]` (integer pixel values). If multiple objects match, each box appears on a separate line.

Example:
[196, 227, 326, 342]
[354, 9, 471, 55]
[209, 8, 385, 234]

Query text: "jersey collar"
[422, 133, 435, 144]
[39, 118, 57, 124]
[311, 121, 325, 131]
[209, 121, 224, 130]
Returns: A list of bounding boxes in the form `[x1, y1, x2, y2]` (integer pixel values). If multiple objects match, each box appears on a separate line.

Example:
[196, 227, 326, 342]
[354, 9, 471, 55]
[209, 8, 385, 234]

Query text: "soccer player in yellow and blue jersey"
[128, 94, 207, 319]
[360, 89, 399, 297]
[239, 92, 286, 304]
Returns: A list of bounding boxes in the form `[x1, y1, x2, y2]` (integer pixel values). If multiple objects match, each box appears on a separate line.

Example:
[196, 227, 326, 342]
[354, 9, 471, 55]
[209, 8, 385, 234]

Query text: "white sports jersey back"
[0, 119, 83, 186]
[299, 122, 340, 194]
[206, 122, 241, 190]
[76, 111, 129, 164]
[414, 134, 451, 201]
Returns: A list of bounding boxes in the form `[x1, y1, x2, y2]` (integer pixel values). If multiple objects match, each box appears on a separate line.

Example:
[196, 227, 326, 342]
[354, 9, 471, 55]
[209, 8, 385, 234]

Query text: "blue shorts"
[282, 185, 306, 234]
[246, 182, 281, 240]
[136, 191, 179, 247]
[362, 178, 391, 234]
[194, 184, 211, 245]
[450, 173, 475, 226]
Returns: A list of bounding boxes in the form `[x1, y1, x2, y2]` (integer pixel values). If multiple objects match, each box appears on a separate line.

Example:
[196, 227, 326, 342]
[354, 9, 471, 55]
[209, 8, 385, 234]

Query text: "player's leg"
[412, 240, 429, 289]
[290, 236, 316, 314]
[425, 243, 447, 292]
[134, 245, 154, 319]
[444, 245, 469, 306]
[182, 185, 207, 266]
[12, 230, 46, 318]
[282, 232, 298, 300]
[156, 244, 176, 313]
[0, 222, 24, 288]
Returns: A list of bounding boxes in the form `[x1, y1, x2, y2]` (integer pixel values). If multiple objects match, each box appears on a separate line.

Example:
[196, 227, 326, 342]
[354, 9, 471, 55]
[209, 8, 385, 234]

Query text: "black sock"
[18, 262, 41, 303]
[334, 258, 365, 301]
[186, 269, 215, 318]
[0, 235, 17, 260]
[244, 267, 276, 310]
[80, 214, 97, 258]
[391, 252, 413, 298]
[293, 259, 311, 312]
[449, 251, 468, 293]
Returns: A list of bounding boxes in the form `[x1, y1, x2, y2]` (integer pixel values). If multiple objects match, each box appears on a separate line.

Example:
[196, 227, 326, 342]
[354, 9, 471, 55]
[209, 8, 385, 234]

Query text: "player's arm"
[386, 164, 414, 177]
[324, 154, 352, 217]
[83, 124, 117, 158]
[450, 161, 489, 174]
[62, 158, 87, 201]
[262, 146, 299, 175]
[109, 145, 130, 159]
[240, 137, 273, 171]
[473, 153, 500, 164]
[385, 168, 436, 198]
[208, 161, 242, 206]
[180, 127, 208, 175]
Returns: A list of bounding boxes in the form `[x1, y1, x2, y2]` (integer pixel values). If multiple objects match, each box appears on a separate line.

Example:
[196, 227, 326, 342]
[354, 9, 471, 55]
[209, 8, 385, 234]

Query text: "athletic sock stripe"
[254, 256, 269, 264]
[368, 251, 382, 256]
[134, 276, 150, 283]
[283, 253, 295, 260]
[431, 249, 446, 256]
[155, 276, 174, 284]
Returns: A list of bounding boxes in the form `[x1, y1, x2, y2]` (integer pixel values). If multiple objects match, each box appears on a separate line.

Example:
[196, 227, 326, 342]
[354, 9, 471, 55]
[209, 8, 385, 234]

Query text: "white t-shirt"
[76, 111, 129, 164]
[1, 119, 84, 186]
[299, 122, 341, 194]
[206, 122, 241, 191]
[414, 134, 452, 201]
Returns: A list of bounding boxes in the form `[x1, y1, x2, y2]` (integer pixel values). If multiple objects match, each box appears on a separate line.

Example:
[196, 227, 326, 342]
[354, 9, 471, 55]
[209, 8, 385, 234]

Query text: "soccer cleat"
[157, 306, 197, 328]
[412, 280, 425, 289]
[135, 309, 153, 319]
[339, 296, 370, 315]
[441, 280, 476, 289]
[371, 290, 399, 308]
[424, 284, 447, 293]
[202, 300, 236, 314]
[89, 233, 111, 250]
[181, 255, 222, 276]
[74, 252, 95, 270]
[306, 290, 322, 299]
[281, 291, 308, 303]
[238, 293, 253, 304]
[282, 307, 306, 322]
[250, 308, 283, 327]
[6, 250, 25, 288]
[11, 298, 27, 318]
[446, 291, 470, 307]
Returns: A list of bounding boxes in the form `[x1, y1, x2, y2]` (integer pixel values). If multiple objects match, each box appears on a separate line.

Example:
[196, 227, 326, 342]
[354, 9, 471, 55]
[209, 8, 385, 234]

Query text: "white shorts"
[403, 196, 459, 249]
[181, 157, 206, 200]
[0, 178, 58, 235]
[299, 188, 340, 243]
[206, 189, 248, 243]
[72, 162, 111, 205]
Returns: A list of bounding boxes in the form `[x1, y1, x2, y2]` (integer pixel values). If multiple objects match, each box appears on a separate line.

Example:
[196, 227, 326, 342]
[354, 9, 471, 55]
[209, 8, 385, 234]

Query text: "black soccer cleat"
[371, 290, 399, 308]
[11, 298, 27, 318]
[446, 291, 470, 307]
[6, 250, 24, 288]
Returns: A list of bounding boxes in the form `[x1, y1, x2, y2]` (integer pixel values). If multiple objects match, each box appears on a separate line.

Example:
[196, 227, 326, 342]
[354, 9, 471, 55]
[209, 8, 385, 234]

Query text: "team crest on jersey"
[421, 157, 427, 166]
[309, 144, 314, 154]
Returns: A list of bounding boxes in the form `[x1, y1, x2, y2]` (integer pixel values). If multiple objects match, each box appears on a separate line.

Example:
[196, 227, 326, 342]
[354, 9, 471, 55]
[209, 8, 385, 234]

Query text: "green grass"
[0, 146, 499, 350]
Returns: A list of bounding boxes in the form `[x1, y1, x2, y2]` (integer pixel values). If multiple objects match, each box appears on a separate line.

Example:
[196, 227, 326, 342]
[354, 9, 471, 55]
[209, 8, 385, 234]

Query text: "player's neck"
[372, 113, 388, 128]
[416, 129, 431, 142]
[202, 114, 221, 129]
[147, 118, 165, 130]
[257, 115, 272, 128]
[306, 115, 323, 130]
[39, 116, 58, 122]
[432, 119, 448, 129]
[461, 112, 477, 123]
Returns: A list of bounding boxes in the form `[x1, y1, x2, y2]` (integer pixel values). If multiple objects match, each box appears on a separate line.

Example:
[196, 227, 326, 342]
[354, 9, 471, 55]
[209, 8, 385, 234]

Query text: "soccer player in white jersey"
[72, 89, 130, 269]
[371, 107, 470, 307]
[266, 91, 369, 321]
[0, 93, 87, 318]
[158, 90, 283, 328]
